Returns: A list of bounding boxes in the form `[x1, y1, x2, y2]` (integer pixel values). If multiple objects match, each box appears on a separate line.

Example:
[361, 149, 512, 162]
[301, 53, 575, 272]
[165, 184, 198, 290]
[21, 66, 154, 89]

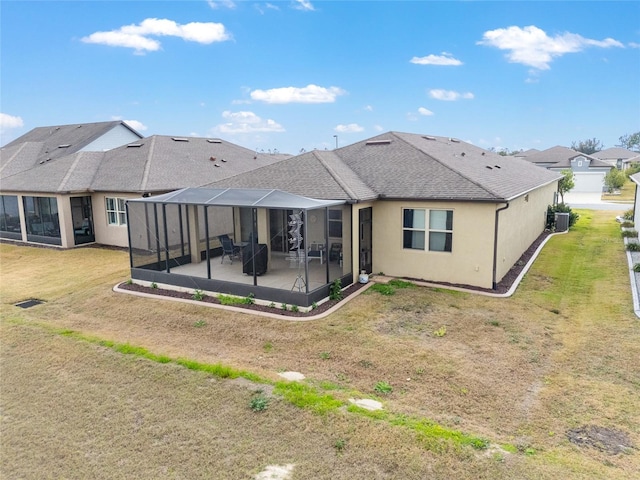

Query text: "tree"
[558, 169, 575, 203]
[571, 138, 604, 155]
[604, 168, 626, 193]
[617, 132, 640, 152]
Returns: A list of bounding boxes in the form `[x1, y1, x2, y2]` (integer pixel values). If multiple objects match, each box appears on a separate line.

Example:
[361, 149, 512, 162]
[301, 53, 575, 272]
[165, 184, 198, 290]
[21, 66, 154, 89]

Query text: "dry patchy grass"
[1, 210, 639, 479]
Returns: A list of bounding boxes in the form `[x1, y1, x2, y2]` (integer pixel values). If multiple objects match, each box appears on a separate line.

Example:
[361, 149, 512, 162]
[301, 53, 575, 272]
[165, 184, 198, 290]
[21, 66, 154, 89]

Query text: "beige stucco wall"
[371, 200, 497, 288]
[93, 193, 142, 248]
[494, 182, 556, 283]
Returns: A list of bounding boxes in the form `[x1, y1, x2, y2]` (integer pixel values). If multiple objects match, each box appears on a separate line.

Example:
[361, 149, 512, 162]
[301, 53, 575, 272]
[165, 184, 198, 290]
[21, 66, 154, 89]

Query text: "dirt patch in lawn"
[567, 425, 636, 455]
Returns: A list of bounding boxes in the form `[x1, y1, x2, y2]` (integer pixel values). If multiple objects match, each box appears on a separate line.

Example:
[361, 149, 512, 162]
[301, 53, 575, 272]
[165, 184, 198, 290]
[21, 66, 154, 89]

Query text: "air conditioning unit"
[555, 212, 570, 232]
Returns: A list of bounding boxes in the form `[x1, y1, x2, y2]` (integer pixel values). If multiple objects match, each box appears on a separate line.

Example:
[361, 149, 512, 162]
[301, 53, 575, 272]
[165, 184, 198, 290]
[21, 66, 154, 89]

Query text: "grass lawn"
[1, 209, 639, 479]
[602, 179, 636, 203]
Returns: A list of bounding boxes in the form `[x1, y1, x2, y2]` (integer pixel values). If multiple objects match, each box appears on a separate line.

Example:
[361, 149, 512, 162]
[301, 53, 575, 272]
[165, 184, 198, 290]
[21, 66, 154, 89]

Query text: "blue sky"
[1, 1, 639, 154]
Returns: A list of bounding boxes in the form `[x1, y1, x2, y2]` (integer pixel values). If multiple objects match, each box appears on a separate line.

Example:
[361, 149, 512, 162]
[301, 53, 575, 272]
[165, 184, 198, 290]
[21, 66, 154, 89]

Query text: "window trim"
[106, 197, 127, 226]
[402, 208, 453, 252]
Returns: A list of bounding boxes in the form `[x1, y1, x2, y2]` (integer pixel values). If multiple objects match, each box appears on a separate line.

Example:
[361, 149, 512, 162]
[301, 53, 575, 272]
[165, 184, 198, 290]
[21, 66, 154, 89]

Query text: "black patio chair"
[218, 234, 241, 264]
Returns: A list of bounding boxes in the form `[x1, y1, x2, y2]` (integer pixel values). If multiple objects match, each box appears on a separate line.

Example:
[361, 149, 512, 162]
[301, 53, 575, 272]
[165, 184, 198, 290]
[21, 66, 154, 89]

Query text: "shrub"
[546, 204, 579, 229]
[150, 282, 158, 289]
[633, 264, 640, 272]
[622, 229, 638, 238]
[329, 279, 343, 301]
[192, 289, 205, 301]
[621, 221, 635, 228]
[623, 209, 634, 221]
[626, 243, 640, 251]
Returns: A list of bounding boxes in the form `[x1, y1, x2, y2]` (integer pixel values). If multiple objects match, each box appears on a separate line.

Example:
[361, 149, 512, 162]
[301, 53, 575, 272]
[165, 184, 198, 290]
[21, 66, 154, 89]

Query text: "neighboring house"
[127, 132, 562, 307]
[592, 147, 640, 170]
[0, 121, 289, 248]
[524, 146, 613, 193]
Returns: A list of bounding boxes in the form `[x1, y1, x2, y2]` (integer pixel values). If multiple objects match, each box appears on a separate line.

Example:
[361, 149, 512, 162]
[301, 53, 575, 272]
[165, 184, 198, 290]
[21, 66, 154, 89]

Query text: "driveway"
[564, 192, 632, 211]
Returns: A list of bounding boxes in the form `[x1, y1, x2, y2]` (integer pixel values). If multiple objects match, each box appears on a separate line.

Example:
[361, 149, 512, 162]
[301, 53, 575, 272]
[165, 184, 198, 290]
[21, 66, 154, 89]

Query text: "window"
[0, 195, 21, 238]
[106, 197, 127, 225]
[403, 208, 453, 252]
[329, 209, 343, 238]
[23, 196, 61, 245]
[403, 209, 426, 250]
[428, 210, 453, 252]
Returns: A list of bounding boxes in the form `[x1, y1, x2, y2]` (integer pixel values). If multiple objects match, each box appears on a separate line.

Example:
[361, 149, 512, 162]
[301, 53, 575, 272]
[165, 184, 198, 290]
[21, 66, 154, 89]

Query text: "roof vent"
[58, 144, 71, 148]
[172, 137, 189, 142]
[423, 136, 437, 141]
[449, 138, 460, 143]
[127, 143, 143, 148]
[366, 139, 392, 145]
[461, 152, 466, 157]
[207, 139, 222, 144]
[485, 165, 493, 170]
[481, 152, 485, 156]
[494, 165, 501, 169]
[214, 163, 220, 167]
[210, 156, 216, 161]
[221, 158, 227, 162]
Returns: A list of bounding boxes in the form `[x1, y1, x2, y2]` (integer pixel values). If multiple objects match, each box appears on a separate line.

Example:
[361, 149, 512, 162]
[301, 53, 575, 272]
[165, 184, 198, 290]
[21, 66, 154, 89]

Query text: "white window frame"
[106, 197, 127, 226]
[402, 208, 453, 252]
[428, 209, 453, 252]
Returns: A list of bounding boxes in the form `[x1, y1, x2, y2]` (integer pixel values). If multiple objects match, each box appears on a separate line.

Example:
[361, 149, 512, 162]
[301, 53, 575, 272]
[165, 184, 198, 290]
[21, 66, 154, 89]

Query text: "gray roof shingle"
[525, 145, 612, 169]
[1, 134, 290, 194]
[214, 132, 561, 202]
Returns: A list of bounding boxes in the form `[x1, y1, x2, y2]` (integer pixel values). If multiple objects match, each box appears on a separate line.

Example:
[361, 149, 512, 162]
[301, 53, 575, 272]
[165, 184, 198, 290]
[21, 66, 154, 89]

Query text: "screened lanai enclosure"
[126, 188, 352, 307]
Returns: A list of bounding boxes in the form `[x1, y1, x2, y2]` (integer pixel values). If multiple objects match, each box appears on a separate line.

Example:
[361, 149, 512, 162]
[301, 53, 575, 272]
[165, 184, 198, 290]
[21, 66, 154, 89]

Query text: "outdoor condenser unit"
[555, 212, 570, 232]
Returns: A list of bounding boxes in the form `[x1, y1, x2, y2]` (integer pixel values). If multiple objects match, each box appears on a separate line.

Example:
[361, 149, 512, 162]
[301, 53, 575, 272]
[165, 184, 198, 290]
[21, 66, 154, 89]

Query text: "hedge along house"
[0, 121, 289, 248]
[128, 131, 562, 306]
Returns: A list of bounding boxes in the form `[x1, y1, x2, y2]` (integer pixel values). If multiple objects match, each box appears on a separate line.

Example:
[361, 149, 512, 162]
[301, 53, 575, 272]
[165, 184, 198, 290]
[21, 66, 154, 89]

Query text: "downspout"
[492, 202, 510, 290]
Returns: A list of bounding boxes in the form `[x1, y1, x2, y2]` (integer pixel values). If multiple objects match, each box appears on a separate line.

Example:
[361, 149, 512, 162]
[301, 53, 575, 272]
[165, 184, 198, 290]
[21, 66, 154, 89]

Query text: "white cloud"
[250, 84, 345, 104]
[256, 3, 280, 14]
[124, 120, 147, 131]
[477, 25, 624, 70]
[410, 52, 462, 66]
[373, 125, 384, 132]
[215, 111, 285, 133]
[293, 0, 315, 11]
[429, 89, 474, 101]
[629, 42, 640, 49]
[110, 116, 147, 132]
[81, 18, 231, 54]
[334, 123, 364, 133]
[0, 113, 24, 129]
[207, 0, 236, 9]
[418, 107, 434, 116]
[364, 105, 373, 112]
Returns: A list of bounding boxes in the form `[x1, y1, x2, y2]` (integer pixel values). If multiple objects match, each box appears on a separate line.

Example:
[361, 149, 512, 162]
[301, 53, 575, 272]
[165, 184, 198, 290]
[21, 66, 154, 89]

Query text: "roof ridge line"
[392, 132, 505, 201]
[312, 150, 361, 201]
[140, 136, 156, 192]
[57, 151, 85, 191]
[0, 142, 30, 174]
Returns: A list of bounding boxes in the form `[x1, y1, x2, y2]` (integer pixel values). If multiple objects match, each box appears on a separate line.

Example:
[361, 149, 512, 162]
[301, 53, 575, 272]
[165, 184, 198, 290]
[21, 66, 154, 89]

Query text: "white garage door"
[572, 172, 606, 193]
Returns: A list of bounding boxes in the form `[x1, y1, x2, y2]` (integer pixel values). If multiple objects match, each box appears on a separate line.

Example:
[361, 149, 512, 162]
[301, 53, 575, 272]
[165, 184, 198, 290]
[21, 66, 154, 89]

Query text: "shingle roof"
[0, 135, 290, 194]
[524, 146, 612, 169]
[594, 147, 638, 161]
[213, 132, 561, 202]
[206, 150, 377, 201]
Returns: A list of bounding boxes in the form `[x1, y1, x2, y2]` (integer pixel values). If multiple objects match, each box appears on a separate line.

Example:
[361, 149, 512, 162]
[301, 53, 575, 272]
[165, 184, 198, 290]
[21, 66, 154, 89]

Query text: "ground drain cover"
[14, 299, 44, 309]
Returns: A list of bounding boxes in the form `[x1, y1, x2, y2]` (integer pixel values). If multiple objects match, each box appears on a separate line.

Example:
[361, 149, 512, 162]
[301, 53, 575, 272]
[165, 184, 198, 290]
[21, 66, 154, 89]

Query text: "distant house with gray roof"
[592, 147, 640, 170]
[0, 121, 288, 248]
[524, 146, 612, 193]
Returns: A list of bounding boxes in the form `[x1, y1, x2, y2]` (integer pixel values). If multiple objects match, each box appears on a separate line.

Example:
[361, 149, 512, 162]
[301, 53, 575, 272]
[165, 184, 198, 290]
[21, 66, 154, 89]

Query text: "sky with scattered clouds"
[1, 0, 638, 154]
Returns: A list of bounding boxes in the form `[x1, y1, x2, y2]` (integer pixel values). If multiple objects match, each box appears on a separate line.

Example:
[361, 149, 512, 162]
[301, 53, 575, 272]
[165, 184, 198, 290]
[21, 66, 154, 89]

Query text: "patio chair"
[218, 234, 241, 264]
